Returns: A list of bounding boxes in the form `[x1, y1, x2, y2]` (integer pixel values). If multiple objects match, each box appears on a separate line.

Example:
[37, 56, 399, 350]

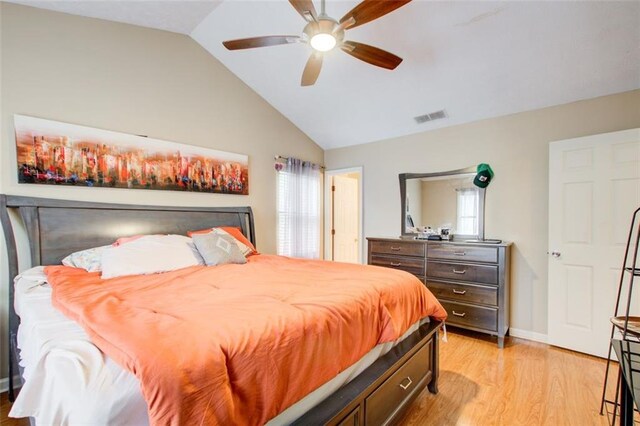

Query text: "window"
[277, 159, 321, 258]
[456, 188, 479, 235]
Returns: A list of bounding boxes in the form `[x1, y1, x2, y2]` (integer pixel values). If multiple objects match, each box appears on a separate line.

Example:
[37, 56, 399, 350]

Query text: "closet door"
[548, 128, 640, 357]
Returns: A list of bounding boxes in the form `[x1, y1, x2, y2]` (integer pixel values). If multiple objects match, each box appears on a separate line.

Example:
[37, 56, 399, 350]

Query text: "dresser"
[367, 237, 511, 348]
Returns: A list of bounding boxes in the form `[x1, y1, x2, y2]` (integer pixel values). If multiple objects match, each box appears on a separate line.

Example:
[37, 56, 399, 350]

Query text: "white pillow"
[100, 235, 204, 279]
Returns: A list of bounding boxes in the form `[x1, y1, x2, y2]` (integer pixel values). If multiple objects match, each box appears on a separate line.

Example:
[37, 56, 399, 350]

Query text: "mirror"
[400, 168, 485, 240]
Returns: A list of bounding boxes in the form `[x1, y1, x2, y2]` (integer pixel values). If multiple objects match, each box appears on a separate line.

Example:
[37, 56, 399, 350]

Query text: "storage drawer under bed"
[365, 340, 432, 426]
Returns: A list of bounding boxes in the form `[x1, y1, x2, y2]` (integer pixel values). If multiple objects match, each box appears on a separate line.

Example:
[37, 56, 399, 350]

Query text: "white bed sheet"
[9, 266, 428, 425]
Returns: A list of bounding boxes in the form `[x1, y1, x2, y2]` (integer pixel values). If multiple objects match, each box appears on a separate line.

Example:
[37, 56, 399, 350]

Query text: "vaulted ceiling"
[8, 1, 640, 149]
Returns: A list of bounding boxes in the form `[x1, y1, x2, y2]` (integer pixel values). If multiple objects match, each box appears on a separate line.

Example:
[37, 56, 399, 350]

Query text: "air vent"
[414, 109, 448, 124]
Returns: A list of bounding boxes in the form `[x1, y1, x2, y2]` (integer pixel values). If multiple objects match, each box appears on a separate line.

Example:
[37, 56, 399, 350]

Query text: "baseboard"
[0, 375, 20, 394]
[509, 328, 548, 344]
[1, 376, 9, 393]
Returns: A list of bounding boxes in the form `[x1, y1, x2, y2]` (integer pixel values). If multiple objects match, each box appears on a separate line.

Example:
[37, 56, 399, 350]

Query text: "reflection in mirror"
[422, 174, 478, 234]
[401, 170, 485, 240]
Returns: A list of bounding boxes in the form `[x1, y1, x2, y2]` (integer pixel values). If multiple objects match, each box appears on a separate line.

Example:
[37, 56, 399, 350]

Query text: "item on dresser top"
[439, 227, 452, 241]
[417, 227, 437, 239]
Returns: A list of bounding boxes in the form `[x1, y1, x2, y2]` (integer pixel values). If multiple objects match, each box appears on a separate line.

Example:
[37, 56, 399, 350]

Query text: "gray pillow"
[192, 233, 247, 266]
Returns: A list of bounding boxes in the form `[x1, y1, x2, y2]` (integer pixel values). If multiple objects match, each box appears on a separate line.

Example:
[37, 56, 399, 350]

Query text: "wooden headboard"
[0, 194, 255, 400]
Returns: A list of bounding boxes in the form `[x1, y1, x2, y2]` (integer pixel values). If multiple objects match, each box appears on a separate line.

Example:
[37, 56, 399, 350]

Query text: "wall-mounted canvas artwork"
[15, 115, 249, 195]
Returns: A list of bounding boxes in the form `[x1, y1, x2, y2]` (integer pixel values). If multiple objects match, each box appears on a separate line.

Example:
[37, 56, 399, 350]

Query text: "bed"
[1, 195, 444, 425]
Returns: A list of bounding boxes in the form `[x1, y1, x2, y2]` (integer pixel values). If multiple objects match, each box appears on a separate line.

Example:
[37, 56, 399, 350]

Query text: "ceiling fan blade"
[301, 52, 323, 86]
[222, 36, 300, 50]
[289, 0, 318, 22]
[339, 0, 411, 30]
[341, 41, 403, 70]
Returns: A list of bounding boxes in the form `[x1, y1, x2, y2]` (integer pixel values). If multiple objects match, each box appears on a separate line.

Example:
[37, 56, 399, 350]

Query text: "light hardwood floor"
[403, 329, 615, 425]
[1, 392, 24, 426]
[0, 330, 619, 426]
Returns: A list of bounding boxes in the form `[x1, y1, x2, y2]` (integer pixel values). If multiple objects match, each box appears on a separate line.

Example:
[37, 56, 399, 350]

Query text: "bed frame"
[1, 194, 441, 425]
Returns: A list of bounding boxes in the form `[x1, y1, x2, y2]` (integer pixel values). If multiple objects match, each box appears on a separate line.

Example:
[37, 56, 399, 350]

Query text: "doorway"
[324, 167, 363, 263]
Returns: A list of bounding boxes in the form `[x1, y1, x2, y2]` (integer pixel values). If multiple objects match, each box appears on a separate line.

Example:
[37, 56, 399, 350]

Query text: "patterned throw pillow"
[192, 233, 248, 266]
[188, 227, 256, 257]
[62, 246, 110, 272]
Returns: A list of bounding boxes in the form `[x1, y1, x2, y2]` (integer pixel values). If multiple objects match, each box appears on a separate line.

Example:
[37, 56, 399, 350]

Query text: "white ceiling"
[192, 1, 640, 149]
[8, 0, 222, 34]
[9, 1, 640, 150]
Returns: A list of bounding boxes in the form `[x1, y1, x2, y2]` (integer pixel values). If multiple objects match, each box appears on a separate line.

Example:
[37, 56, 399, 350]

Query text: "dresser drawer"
[370, 240, 425, 257]
[371, 255, 425, 277]
[426, 281, 498, 306]
[426, 261, 498, 285]
[428, 244, 498, 263]
[365, 341, 431, 426]
[441, 300, 497, 332]
[440, 300, 498, 331]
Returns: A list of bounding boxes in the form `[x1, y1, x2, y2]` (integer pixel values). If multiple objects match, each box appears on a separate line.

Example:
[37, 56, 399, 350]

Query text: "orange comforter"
[45, 255, 446, 425]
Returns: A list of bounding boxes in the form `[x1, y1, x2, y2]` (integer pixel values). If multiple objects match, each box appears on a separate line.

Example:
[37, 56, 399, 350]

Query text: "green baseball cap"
[473, 163, 494, 188]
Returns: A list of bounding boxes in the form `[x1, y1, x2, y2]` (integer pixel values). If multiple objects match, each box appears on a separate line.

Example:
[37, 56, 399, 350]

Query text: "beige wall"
[0, 3, 323, 380]
[326, 90, 640, 336]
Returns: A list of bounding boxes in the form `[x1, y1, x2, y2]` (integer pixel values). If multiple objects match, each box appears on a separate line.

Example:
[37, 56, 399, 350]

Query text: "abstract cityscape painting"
[14, 115, 249, 194]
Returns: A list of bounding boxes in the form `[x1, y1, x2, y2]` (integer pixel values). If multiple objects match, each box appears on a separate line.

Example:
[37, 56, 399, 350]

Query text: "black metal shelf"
[601, 206, 640, 425]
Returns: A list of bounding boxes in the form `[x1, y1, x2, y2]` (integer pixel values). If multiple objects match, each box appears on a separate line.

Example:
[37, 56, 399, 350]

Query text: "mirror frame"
[399, 167, 485, 240]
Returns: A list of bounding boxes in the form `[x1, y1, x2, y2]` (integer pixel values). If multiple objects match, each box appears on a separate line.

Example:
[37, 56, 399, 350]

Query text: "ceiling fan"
[222, 0, 412, 86]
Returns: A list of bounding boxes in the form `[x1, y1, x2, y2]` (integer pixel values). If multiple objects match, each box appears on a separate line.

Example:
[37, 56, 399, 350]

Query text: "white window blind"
[277, 159, 321, 258]
[456, 188, 479, 235]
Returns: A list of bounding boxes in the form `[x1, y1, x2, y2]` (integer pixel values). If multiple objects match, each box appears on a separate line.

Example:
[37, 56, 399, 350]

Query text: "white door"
[548, 128, 640, 357]
[333, 175, 359, 263]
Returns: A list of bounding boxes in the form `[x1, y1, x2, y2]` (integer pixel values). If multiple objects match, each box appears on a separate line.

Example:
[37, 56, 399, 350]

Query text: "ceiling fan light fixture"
[310, 33, 336, 52]
[222, 0, 413, 85]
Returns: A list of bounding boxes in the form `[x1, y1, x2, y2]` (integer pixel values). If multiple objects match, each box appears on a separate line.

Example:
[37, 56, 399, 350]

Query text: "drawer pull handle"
[390, 246, 402, 251]
[453, 269, 467, 274]
[452, 311, 466, 317]
[390, 262, 402, 267]
[452, 289, 467, 295]
[454, 251, 466, 256]
[399, 376, 413, 390]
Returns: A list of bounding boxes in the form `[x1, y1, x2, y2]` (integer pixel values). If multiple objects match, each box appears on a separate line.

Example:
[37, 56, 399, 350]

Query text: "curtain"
[456, 188, 479, 235]
[277, 158, 321, 258]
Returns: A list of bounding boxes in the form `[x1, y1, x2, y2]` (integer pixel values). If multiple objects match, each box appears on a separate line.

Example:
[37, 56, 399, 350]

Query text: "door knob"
[550, 251, 561, 258]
